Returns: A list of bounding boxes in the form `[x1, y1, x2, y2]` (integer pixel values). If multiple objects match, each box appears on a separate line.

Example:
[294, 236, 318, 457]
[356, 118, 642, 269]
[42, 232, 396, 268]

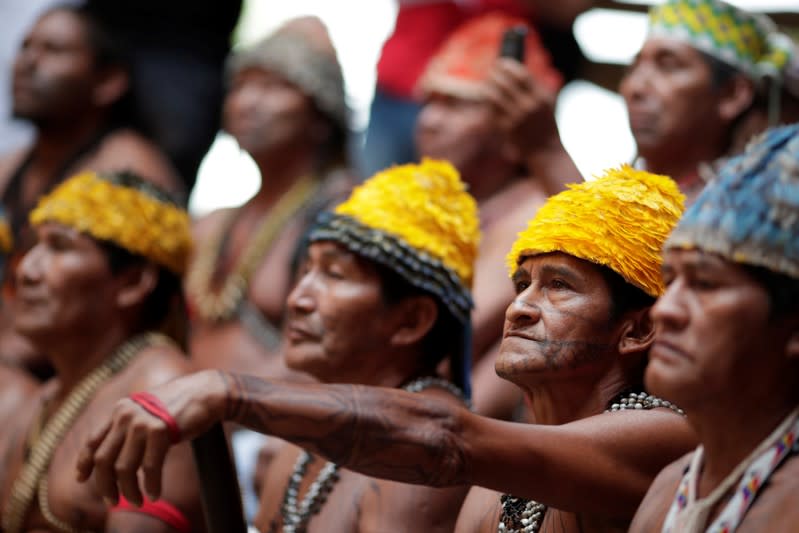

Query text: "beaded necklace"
[185, 176, 319, 323]
[1, 332, 171, 533]
[497, 391, 685, 533]
[661, 406, 799, 533]
[274, 377, 469, 533]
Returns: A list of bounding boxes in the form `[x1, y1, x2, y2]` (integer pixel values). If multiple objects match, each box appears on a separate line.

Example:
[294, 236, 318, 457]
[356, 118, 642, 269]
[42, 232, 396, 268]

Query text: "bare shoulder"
[455, 486, 503, 533]
[92, 128, 184, 198]
[119, 341, 193, 393]
[628, 451, 693, 533]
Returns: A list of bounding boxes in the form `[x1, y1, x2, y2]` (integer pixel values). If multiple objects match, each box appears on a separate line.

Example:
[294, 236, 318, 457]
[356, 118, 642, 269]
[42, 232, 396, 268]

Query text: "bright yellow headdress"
[335, 158, 479, 286]
[30, 171, 192, 274]
[308, 158, 480, 324]
[506, 165, 685, 297]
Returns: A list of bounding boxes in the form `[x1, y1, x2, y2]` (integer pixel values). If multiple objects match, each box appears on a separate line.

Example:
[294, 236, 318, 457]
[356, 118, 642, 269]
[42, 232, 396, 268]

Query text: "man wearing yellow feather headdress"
[80, 165, 698, 532]
[0, 171, 207, 533]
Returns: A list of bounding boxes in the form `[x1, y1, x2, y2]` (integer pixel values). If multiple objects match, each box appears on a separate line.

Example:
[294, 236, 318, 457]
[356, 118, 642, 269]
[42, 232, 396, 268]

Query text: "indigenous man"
[250, 159, 478, 532]
[0, 4, 183, 376]
[186, 16, 352, 377]
[521, 0, 795, 204]
[414, 12, 574, 417]
[79, 166, 697, 532]
[0, 171, 205, 532]
[620, 0, 794, 201]
[630, 124, 799, 532]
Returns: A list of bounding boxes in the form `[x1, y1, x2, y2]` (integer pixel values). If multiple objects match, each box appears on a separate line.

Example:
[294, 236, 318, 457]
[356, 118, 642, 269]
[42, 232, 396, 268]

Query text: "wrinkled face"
[647, 248, 794, 409]
[12, 9, 98, 122]
[223, 67, 321, 158]
[619, 38, 724, 159]
[283, 241, 401, 383]
[415, 92, 504, 174]
[14, 223, 120, 342]
[496, 253, 622, 384]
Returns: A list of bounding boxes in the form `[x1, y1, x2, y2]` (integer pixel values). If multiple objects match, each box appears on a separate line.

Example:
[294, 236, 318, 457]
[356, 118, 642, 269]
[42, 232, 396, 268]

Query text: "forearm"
[220, 372, 473, 486]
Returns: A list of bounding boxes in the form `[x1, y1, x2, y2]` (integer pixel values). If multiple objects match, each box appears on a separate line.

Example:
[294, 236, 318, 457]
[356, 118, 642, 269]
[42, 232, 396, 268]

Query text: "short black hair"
[375, 263, 464, 376]
[697, 50, 743, 89]
[597, 265, 655, 322]
[95, 172, 187, 343]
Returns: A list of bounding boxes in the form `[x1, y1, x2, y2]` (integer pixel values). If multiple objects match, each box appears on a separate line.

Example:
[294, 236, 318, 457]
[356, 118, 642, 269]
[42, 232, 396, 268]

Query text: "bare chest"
[1, 402, 112, 532]
[257, 462, 364, 533]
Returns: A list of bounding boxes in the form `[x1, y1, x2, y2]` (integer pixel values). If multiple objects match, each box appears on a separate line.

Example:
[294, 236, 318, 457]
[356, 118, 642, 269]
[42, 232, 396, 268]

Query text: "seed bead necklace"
[2, 332, 171, 533]
[274, 377, 469, 533]
[185, 176, 319, 323]
[497, 391, 685, 533]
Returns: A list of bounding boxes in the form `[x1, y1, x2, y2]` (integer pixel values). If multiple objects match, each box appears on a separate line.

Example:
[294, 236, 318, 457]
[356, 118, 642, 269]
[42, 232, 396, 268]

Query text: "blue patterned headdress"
[666, 123, 799, 278]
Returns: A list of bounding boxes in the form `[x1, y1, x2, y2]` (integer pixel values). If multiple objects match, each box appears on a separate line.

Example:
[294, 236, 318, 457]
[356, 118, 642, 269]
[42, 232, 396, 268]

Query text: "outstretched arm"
[77, 370, 695, 520]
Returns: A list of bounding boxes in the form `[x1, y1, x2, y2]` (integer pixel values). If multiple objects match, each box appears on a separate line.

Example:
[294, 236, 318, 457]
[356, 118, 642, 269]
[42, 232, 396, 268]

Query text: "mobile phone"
[499, 26, 527, 62]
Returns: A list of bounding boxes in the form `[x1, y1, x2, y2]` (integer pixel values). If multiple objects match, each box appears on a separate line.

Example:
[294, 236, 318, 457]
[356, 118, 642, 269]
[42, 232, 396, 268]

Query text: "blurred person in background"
[522, 0, 796, 206]
[0, 4, 183, 378]
[0, 171, 205, 533]
[185, 15, 353, 379]
[84, 0, 243, 191]
[183, 17, 354, 520]
[359, 0, 591, 178]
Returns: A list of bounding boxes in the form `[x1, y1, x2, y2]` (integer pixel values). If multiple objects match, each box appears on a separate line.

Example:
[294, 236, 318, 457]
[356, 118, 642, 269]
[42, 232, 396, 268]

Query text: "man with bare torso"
[0, 5, 182, 376]
[630, 125, 799, 532]
[0, 171, 203, 533]
[78, 166, 697, 533]
[185, 16, 352, 378]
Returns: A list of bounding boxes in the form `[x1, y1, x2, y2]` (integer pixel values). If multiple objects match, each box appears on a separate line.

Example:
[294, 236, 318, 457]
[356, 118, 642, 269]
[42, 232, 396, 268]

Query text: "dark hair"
[96, 172, 187, 344]
[697, 49, 756, 138]
[697, 50, 743, 89]
[597, 265, 655, 322]
[744, 264, 799, 318]
[375, 263, 464, 374]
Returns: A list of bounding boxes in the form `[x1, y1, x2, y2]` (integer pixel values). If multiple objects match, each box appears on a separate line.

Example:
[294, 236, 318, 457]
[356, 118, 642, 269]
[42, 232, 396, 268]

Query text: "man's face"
[647, 248, 795, 409]
[415, 92, 504, 174]
[496, 253, 622, 385]
[14, 223, 120, 342]
[12, 9, 98, 123]
[283, 241, 401, 383]
[223, 67, 321, 158]
[619, 38, 724, 160]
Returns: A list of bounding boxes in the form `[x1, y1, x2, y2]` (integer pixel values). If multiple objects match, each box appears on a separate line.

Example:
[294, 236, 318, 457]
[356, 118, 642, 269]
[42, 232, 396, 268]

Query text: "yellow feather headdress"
[30, 171, 192, 275]
[506, 165, 685, 297]
[308, 158, 480, 323]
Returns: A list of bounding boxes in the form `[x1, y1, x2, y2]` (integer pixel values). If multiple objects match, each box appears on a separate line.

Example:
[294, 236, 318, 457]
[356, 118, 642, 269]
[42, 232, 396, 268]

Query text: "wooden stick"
[191, 423, 248, 533]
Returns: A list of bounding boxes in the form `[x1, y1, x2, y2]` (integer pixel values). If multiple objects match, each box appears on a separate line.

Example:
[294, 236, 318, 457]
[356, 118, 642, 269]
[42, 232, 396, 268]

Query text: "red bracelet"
[129, 392, 182, 444]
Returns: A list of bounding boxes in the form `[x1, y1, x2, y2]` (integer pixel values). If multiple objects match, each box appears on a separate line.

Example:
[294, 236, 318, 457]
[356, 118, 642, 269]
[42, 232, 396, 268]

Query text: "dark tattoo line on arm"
[224, 373, 473, 487]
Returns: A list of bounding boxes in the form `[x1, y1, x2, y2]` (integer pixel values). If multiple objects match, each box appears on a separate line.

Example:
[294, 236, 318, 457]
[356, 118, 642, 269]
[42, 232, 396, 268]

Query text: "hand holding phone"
[499, 26, 527, 62]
